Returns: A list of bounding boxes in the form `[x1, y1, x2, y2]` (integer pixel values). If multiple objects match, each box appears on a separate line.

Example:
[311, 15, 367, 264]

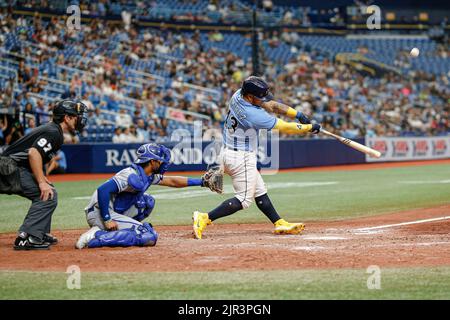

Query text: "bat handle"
[320, 129, 337, 139]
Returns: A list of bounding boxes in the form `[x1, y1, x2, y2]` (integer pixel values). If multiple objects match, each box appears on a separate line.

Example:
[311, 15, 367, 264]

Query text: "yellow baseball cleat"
[192, 211, 212, 239]
[274, 219, 305, 235]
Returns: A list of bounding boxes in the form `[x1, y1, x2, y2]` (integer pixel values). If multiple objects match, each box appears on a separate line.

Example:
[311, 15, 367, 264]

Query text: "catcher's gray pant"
[85, 205, 143, 232]
[17, 167, 58, 240]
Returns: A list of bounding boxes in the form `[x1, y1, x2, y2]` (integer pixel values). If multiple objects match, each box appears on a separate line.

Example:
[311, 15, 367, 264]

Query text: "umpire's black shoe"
[43, 233, 58, 245]
[14, 234, 50, 250]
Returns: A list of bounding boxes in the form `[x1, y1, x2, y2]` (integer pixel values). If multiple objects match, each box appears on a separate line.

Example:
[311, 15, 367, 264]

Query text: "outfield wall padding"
[61, 139, 366, 173]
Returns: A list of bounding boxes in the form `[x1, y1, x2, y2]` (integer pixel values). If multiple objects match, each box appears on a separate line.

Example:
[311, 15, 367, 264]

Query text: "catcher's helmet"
[241, 76, 273, 102]
[135, 143, 171, 174]
[53, 99, 88, 131]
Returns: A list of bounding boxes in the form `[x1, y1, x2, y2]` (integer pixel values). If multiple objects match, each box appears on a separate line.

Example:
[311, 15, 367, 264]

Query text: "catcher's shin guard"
[135, 194, 155, 221]
[87, 223, 158, 248]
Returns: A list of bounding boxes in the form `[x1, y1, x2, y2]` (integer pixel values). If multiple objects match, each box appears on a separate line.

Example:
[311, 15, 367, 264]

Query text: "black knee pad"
[255, 193, 270, 208]
[227, 197, 243, 211]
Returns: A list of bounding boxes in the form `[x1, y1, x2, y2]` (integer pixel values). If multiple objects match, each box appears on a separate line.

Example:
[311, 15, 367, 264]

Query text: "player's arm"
[29, 133, 59, 201]
[260, 100, 311, 124]
[29, 147, 54, 201]
[273, 118, 320, 135]
[97, 179, 119, 230]
[157, 176, 203, 188]
[158, 175, 222, 194]
[45, 158, 57, 176]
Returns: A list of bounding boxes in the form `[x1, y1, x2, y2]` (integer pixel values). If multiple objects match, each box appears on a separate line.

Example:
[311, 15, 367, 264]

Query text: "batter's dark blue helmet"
[135, 143, 171, 174]
[241, 76, 274, 102]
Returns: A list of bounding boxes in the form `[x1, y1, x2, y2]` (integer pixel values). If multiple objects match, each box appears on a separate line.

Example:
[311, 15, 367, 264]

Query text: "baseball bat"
[320, 129, 381, 158]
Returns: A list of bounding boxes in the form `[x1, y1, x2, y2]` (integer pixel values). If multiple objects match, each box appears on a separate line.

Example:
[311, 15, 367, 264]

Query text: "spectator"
[0, 115, 7, 145]
[262, 0, 274, 12]
[24, 118, 36, 135]
[81, 93, 94, 111]
[116, 108, 133, 128]
[61, 87, 77, 100]
[46, 150, 67, 175]
[132, 109, 144, 125]
[120, 126, 134, 143]
[136, 119, 150, 141]
[22, 92, 36, 110]
[209, 30, 224, 42]
[112, 127, 123, 143]
[35, 99, 50, 124]
[6, 121, 24, 145]
[63, 130, 80, 144]
[129, 125, 144, 143]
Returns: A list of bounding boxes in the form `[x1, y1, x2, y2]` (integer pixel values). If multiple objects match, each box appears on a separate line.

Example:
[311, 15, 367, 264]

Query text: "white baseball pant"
[219, 147, 267, 208]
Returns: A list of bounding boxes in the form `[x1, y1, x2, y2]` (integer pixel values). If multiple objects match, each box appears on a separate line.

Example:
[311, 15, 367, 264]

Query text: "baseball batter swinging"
[192, 76, 321, 239]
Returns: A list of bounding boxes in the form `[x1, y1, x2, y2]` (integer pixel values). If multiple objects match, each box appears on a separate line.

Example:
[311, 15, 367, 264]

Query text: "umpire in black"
[0, 100, 87, 250]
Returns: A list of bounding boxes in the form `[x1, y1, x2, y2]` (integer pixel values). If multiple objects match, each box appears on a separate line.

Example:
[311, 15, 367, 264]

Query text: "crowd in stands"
[11, 0, 323, 26]
[0, 8, 448, 149]
[276, 53, 449, 138]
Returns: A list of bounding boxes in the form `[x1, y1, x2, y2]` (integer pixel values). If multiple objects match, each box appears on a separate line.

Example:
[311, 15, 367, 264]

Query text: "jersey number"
[37, 138, 52, 153]
[225, 111, 238, 133]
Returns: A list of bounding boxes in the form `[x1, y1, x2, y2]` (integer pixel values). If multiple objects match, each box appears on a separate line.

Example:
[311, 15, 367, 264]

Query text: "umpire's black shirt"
[2, 122, 64, 170]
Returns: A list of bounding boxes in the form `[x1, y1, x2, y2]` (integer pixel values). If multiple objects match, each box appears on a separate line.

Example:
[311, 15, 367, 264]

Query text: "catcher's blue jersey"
[223, 89, 276, 152]
[85, 167, 162, 216]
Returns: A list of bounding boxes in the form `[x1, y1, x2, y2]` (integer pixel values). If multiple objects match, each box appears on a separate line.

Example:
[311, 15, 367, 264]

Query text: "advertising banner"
[366, 136, 450, 162]
[61, 138, 366, 173]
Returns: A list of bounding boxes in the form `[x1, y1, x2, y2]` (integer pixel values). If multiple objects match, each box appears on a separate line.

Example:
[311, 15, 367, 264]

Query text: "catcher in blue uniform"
[75, 143, 223, 249]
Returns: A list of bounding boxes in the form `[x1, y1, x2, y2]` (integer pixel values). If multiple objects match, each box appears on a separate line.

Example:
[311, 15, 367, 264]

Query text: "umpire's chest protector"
[0, 156, 21, 194]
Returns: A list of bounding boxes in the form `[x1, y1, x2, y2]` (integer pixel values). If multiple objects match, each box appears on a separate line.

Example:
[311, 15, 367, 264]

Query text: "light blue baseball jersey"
[223, 89, 277, 152]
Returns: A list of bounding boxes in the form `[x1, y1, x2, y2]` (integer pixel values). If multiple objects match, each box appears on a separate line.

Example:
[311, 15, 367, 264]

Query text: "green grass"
[1, 163, 450, 300]
[1, 163, 449, 232]
[1, 267, 450, 299]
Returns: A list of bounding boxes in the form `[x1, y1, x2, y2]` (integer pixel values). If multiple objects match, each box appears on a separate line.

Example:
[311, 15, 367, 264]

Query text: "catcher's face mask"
[149, 159, 170, 175]
[156, 146, 171, 174]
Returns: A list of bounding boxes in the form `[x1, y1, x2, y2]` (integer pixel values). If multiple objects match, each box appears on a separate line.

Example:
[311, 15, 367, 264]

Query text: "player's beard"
[151, 161, 163, 174]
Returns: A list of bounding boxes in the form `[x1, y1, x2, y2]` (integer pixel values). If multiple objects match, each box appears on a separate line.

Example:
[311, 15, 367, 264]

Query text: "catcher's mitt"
[201, 165, 224, 194]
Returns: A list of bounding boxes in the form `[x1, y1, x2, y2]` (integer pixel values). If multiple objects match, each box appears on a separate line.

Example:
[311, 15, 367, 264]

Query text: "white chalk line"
[291, 241, 450, 252]
[399, 180, 450, 184]
[292, 246, 326, 251]
[72, 181, 339, 201]
[370, 241, 450, 248]
[303, 236, 347, 240]
[354, 216, 450, 232]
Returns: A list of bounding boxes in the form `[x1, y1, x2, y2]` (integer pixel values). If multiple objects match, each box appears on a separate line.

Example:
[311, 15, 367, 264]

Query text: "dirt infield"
[1, 205, 449, 272]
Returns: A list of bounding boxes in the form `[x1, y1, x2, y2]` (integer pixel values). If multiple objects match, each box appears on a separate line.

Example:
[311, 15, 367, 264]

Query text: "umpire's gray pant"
[17, 167, 58, 240]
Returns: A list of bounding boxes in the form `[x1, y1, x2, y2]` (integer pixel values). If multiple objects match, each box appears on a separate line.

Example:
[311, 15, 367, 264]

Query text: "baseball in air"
[410, 47, 420, 57]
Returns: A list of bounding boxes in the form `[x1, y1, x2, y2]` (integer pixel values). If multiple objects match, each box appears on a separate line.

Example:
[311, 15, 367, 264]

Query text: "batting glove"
[310, 123, 321, 134]
[296, 111, 311, 124]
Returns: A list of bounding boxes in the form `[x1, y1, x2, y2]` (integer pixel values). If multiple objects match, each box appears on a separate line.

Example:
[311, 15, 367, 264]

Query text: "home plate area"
[1, 205, 449, 273]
